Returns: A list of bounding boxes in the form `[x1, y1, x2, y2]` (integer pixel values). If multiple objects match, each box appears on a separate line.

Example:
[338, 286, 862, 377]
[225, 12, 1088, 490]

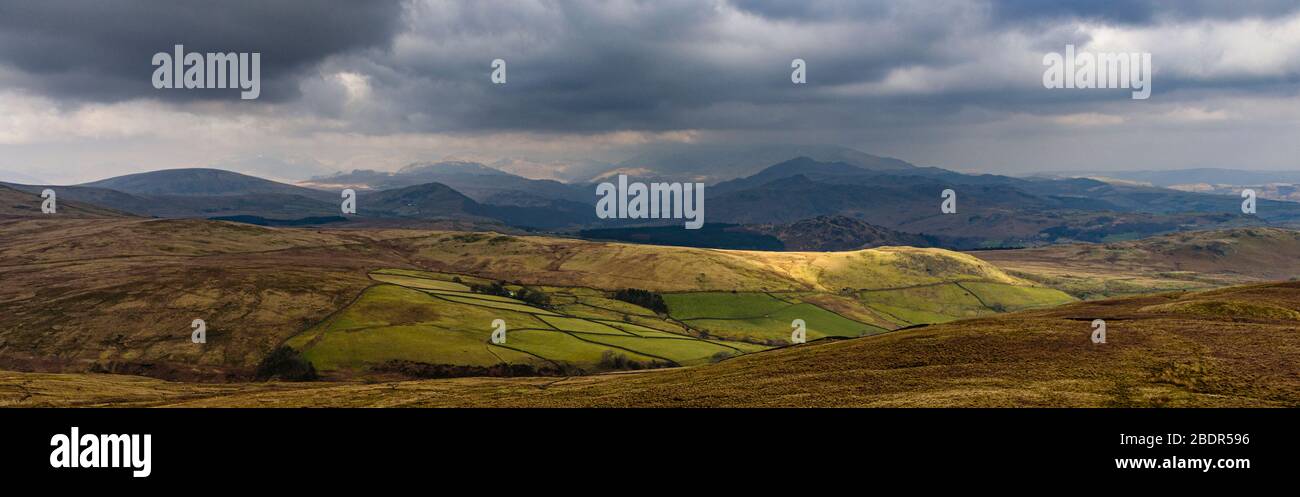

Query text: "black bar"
[1, 408, 1291, 487]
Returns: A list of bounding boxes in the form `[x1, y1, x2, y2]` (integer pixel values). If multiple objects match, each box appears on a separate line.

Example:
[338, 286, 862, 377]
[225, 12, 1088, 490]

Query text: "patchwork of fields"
[286, 269, 771, 374]
[283, 267, 1073, 376]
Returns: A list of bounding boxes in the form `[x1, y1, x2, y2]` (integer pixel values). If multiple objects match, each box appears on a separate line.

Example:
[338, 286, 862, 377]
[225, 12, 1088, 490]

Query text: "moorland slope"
[4, 280, 1295, 407]
[977, 227, 1300, 298]
[0, 217, 1067, 380]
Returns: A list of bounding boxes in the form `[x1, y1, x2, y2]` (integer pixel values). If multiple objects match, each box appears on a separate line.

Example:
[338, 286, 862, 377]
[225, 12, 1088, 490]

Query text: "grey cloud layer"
[986, 0, 1300, 24]
[333, 0, 1300, 135]
[0, 0, 403, 101]
[2, 0, 1296, 129]
[2, 0, 1300, 177]
[351, 0, 982, 133]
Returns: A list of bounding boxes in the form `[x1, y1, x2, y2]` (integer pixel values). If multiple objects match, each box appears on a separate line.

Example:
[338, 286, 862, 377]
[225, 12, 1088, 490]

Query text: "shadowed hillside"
[0, 218, 410, 379]
[81, 168, 335, 200]
[0, 185, 131, 218]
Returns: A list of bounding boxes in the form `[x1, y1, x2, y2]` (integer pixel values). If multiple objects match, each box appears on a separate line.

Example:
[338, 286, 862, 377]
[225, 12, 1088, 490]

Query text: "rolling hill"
[601, 143, 918, 184]
[0, 218, 399, 379]
[9, 168, 590, 227]
[387, 229, 1055, 293]
[0, 216, 1071, 381]
[357, 182, 486, 219]
[577, 223, 787, 250]
[747, 215, 934, 251]
[976, 227, 1300, 298]
[416, 280, 1296, 407]
[1, 212, 1297, 406]
[1062, 168, 1300, 187]
[356, 181, 593, 228]
[5, 169, 342, 219]
[2, 183, 162, 216]
[0, 184, 131, 218]
[5, 280, 1296, 407]
[81, 168, 336, 200]
[284, 269, 767, 375]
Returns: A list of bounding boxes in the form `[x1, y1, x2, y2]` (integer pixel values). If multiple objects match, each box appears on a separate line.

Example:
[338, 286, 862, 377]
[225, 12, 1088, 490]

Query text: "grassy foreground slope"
[4, 281, 1295, 407]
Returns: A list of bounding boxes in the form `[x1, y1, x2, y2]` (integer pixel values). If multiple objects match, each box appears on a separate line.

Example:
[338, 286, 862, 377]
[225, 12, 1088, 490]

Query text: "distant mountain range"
[2, 167, 591, 229]
[302, 161, 591, 205]
[1171, 183, 1300, 203]
[1055, 168, 1300, 187]
[1050, 168, 1300, 203]
[6, 150, 1300, 250]
[597, 143, 918, 184]
[4, 169, 341, 219]
[700, 157, 1300, 248]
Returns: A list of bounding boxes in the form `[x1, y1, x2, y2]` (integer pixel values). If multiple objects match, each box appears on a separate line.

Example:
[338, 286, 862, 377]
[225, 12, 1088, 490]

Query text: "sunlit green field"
[287, 270, 768, 374]
[285, 266, 1073, 376]
[666, 292, 887, 342]
[858, 281, 1074, 325]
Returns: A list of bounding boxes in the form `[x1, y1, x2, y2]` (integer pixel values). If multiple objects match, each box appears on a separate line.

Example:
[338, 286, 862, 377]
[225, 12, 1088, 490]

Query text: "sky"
[1, 0, 1299, 184]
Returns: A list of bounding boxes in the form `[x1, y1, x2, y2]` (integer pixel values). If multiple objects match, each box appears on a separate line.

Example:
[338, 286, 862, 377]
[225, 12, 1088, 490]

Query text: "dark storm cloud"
[989, 0, 1300, 24]
[363, 0, 1298, 135]
[5, 0, 1300, 182]
[2, 0, 1298, 137]
[347, 0, 971, 134]
[732, 0, 1300, 24]
[0, 0, 404, 102]
[726, 0, 893, 20]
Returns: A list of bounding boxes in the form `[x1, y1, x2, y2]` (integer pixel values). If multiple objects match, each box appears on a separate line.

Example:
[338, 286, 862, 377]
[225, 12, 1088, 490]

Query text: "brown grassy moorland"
[3, 281, 1295, 407]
